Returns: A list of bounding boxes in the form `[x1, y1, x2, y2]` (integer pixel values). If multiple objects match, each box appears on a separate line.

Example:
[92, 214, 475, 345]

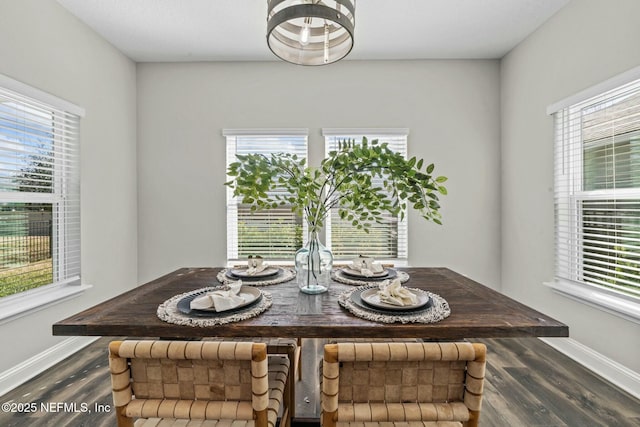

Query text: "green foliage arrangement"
[225, 137, 448, 234]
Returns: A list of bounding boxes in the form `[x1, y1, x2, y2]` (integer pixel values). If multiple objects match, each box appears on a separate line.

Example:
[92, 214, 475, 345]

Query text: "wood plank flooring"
[0, 337, 638, 426]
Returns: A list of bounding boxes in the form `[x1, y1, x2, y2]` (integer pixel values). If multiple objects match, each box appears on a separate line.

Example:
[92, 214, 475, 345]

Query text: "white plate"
[194, 286, 262, 312]
[360, 287, 430, 311]
[230, 267, 279, 278]
[341, 267, 388, 278]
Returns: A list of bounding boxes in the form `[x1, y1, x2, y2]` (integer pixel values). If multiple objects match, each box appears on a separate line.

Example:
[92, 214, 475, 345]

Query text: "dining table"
[53, 267, 568, 339]
[52, 266, 568, 421]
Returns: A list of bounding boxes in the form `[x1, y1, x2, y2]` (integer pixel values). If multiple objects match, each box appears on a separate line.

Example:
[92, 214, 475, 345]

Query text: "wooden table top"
[52, 267, 568, 339]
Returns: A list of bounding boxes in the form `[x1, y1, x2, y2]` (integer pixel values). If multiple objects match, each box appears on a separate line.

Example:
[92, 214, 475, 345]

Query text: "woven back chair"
[322, 341, 486, 427]
[109, 340, 291, 427]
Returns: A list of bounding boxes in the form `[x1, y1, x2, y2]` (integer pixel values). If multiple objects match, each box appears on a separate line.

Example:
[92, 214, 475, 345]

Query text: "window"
[224, 129, 307, 261]
[551, 72, 640, 320]
[0, 75, 82, 302]
[322, 129, 409, 261]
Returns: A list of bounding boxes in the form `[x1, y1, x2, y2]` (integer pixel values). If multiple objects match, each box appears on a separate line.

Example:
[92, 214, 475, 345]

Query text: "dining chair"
[108, 340, 291, 427]
[321, 341, 486, 427]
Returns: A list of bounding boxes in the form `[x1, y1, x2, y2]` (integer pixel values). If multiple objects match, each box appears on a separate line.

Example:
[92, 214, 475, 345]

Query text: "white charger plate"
[360, 287, 430, 311]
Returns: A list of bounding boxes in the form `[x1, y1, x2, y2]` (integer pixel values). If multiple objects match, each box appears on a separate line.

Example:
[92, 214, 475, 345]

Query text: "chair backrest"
[109, 340, 269, 427]
[322, 341, 486, 427]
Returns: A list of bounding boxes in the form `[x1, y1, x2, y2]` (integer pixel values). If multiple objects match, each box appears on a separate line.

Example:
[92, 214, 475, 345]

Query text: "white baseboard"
[0, 336, 99, 398]
[540, 337, 640, 400]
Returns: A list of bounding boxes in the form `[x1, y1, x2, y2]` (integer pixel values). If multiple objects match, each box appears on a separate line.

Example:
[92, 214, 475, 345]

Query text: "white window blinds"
[0, 77, 82, 298]
[553, 78, 640, 299]
[224, 130, 307, 261]
[323, 129, 408, 261]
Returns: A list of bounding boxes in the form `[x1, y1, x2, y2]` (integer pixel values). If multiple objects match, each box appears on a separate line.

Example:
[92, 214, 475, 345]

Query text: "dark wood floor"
[0, 337, 639, 426]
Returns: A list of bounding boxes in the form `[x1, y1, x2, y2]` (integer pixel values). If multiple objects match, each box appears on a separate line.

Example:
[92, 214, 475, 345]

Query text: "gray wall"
[501, 0, 640, 372]
[0, 0, 138, 372]
[136, 60, 502, 287]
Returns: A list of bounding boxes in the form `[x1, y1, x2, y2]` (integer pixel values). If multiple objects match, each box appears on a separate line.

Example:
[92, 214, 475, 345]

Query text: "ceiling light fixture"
[267, 0, 356, 66]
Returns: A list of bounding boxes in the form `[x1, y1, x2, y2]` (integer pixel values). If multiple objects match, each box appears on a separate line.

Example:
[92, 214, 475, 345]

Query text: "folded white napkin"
[190, 282, 246, 312]
[246, 256, 268, 275]
[246, 262, 268, 275]
[377, 279, 417, 306]
[351, 256, 384, 277]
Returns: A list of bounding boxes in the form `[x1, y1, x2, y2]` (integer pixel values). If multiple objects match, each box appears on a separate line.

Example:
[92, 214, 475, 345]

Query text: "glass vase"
[295, 231, 333, 294]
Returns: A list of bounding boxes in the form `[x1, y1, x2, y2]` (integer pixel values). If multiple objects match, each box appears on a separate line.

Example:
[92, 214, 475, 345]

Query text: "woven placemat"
[331, 268, 410, 286]
[157, 286, 272, 327]
[217, 267, 296, 286]
[338, 285, 451, 324]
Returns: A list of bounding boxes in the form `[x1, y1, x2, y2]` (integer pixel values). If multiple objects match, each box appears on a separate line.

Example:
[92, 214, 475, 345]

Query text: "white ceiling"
[57, 0, 570, 63]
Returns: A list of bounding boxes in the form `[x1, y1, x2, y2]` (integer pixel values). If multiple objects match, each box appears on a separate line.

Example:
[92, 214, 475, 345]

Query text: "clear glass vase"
[295, 231, 333, 294]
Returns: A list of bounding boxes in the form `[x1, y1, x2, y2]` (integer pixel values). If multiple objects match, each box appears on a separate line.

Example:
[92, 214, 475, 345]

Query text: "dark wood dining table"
[53, 267, 568, 339]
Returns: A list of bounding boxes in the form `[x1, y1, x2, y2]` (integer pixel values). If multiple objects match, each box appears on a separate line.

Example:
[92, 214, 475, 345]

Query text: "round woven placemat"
[331, 268, 410, 286]
[338, 285, 451, 324]
[217, 267, 296, 286]
[157, 286, 272, 327]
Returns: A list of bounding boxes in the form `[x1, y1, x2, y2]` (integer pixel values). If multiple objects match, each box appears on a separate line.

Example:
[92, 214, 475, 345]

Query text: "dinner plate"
[360, 287, 431, 311]
[177, 286, 262, 317]
[227, 267, 281, 280]
[341, 267, 389, 278]
[340, 268, 397, 281]
[349, 287, 432, 315]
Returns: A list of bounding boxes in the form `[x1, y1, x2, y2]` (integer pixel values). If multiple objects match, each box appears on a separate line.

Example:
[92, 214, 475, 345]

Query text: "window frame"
[223, 128, 308, 263]
[547, 68, 640, 324]
[0, 74, 88, 324]
[322, 128, 409, 265]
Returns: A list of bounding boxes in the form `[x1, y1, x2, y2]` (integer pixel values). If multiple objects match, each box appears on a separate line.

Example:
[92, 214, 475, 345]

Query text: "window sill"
[544, 279, 640, 325]
[0, 279, 92, 325]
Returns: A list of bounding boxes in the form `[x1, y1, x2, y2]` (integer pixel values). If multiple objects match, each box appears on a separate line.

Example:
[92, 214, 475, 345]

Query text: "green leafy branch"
[225, 137, 447, 234]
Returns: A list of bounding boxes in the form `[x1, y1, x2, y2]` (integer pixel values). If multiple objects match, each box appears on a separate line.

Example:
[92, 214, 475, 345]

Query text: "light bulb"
[299, 24, 310, 46]
[299, 16, 312, 46]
